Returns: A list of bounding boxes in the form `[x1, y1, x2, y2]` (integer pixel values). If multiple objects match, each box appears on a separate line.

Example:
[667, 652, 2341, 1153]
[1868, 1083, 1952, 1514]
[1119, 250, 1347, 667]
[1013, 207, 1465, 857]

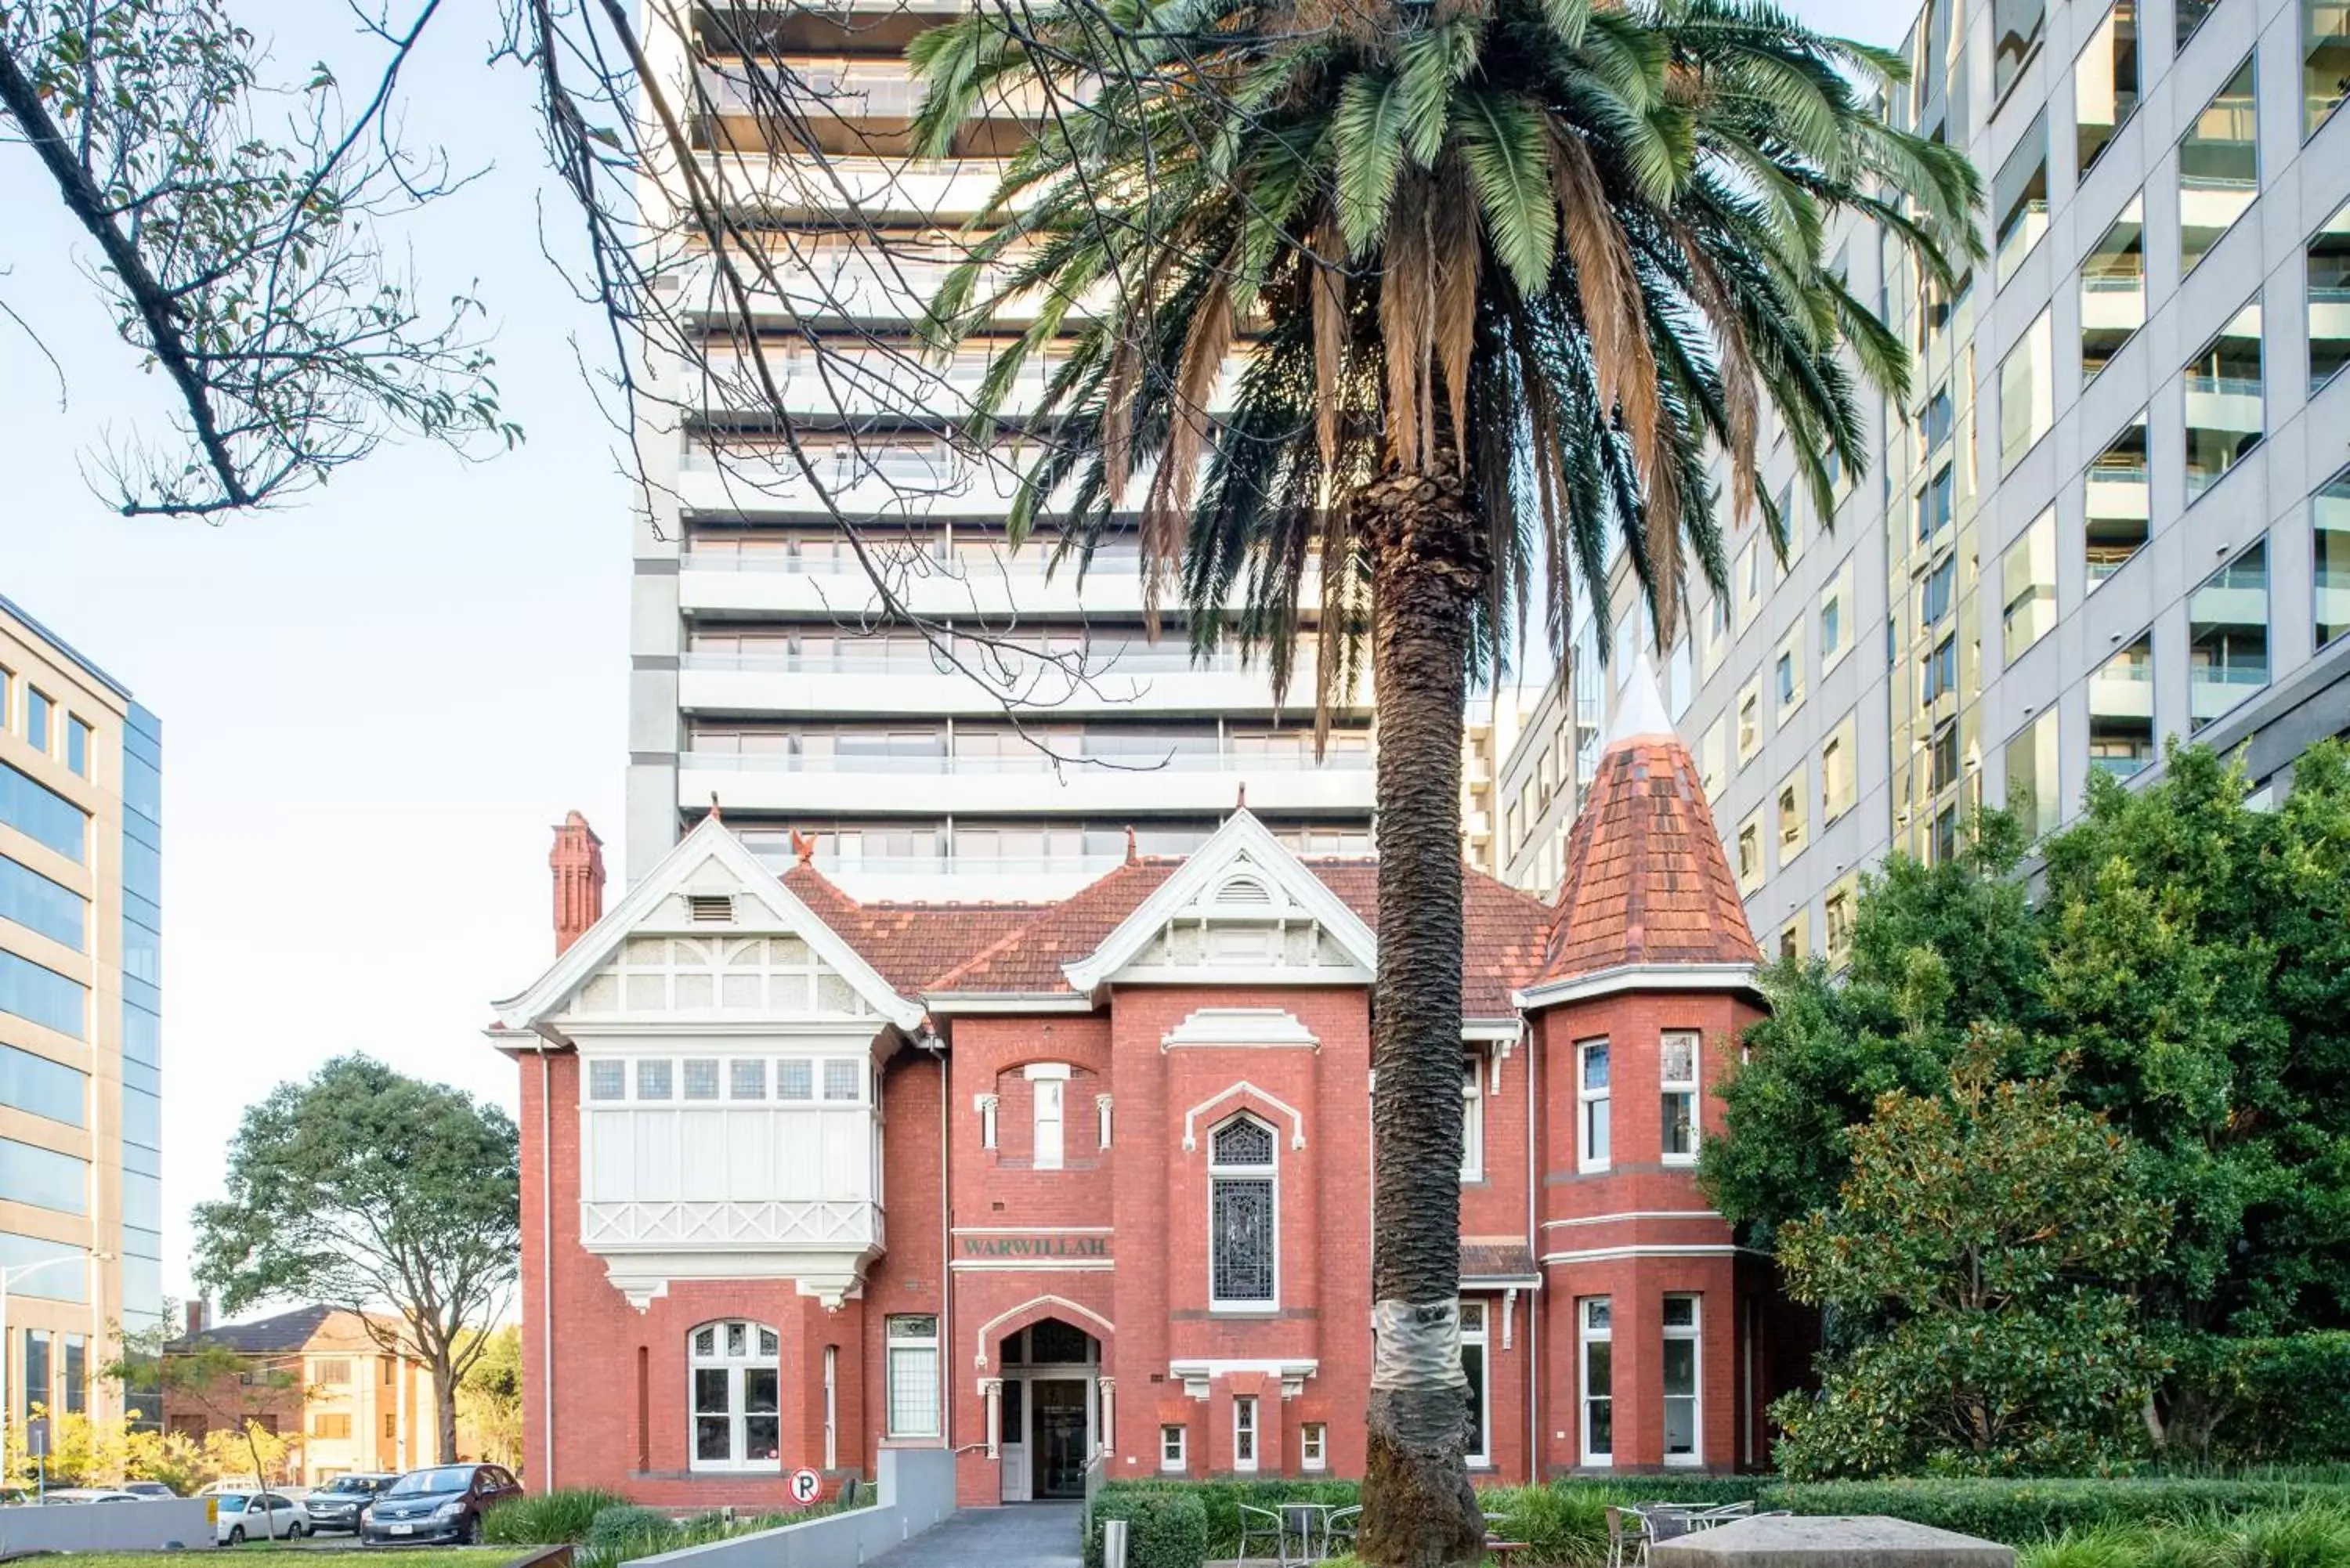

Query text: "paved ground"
[868, 1501, 1083, 1568]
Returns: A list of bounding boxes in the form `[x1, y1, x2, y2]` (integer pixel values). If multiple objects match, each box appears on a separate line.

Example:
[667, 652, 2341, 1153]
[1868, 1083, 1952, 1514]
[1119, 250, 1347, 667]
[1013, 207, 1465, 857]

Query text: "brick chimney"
[184, 1299, 208, 1336]
[550, 811, 606, 956]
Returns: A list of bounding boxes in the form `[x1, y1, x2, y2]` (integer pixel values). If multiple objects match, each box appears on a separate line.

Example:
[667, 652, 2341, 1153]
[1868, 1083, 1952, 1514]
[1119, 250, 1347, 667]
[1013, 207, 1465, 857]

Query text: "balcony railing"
[683, 747, 1372, 773]
[682, 644, 1277, 675]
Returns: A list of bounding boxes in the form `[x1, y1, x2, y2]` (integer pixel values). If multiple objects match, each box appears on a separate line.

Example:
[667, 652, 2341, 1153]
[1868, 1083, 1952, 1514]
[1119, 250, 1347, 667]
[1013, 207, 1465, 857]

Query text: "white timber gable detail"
[1063, 810, 1376, 991]
[491, 815, 912, 1310]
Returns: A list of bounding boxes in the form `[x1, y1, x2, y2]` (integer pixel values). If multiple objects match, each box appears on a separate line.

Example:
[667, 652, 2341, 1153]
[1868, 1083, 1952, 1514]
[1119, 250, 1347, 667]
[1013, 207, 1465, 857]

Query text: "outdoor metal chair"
[1326, 1506, 1361, 1558]
[1604, 1505, 1652, 1568]
[1238, 1505, 1283, 1563]
[1279, 1504, 1326, 1564]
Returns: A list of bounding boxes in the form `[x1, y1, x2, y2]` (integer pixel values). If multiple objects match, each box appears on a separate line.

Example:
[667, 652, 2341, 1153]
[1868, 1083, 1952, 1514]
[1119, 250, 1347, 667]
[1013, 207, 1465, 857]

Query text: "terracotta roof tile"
[1308, 862, 1552, 1017]
[1538, 737, 1759, 984]
[1460, 1244, 1540, 1282]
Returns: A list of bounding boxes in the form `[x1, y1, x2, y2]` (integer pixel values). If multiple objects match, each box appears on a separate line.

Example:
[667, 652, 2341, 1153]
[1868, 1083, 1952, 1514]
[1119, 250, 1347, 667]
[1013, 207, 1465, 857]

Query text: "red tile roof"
[1537, 736, 1759, 985]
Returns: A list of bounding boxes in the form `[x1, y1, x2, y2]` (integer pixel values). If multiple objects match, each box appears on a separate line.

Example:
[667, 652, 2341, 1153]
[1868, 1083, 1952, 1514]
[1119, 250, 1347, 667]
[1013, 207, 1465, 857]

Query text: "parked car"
[306, 1473, 401, 1534]
[214, 1490, 311, 1544]
[121, 1481, 179, 1499]
[358, 1465, 522, 1547]
[42, 1488, 144, 1503]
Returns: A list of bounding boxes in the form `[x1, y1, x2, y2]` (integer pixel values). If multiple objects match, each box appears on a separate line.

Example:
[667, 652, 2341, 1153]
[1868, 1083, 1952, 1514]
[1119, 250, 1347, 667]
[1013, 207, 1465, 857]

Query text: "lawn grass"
[65, 1552, 530, 1568]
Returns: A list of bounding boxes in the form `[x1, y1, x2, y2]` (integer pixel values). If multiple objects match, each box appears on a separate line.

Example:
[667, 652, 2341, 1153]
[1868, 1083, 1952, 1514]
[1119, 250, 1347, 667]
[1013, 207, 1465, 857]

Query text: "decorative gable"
[1061, 812, 1376, 992]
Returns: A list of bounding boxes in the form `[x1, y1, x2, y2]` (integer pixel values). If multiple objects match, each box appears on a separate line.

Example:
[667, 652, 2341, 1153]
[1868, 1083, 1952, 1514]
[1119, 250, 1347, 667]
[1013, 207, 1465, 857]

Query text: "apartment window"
[1031, 1069, 1066, 1172]
[0, 857, 85, 953]
[2091, 633, 2157, 778]
[1700, 720, 1726, 802]
[24, 1330, 49, 1417]
[1931, 719, 1963, 793]
[1994, 0, 2046, 100]
[2086, 411, 2150, 584]
[2309, 198, 2350, 390]
[1823, 714, 1858, 822]
[1736, 681, 1762, 764]
[1996, 509, 2058, 664]
[63, 1335, 84, 1415]
[1775, 916, 1802, 961]
[2006, 709, 2062, 841]
[1160, 1423, 1188, 1472]
[0, 667, 9, 732]
[2307, 0, 2350, 133]
[383, 1412, 396, 1439]
[64, 720, 89, 780]
[1737, 815, 1763, 894]
[1302, 1422, 1328, 1471]
[1580, 1298, 1614, 1464]
[2319, 464, 2350, 648]
[885, 1315, 940, 1438]
[24, 690, 52, 755]
[690, 1320, 783, 1469]
[2190, 540, 2270, 730]
[2180, 60, 2258, 274]
[2178, 0, 2217, 47]
[1233, 1395, 1260, 1472]
[1461, 1057, 1484, 1181]
[313, 1413, 353, 1440]
[2077, 1, 2140, 175]
[313, 1358, 353, 1386]
[1777, 769, 1808, 860]
[1921, 554, 1958, 629]
[2184, 302, 2264, 501]
[0, 948, 87, 1041]
[1922, 634, 1959, 704]
[2000, 309, 2054, 471]
[1209, 1117, 1278, 1308]
[1668, 637, 1693, 720]
[1824, 875, 1859, 964]
[2081, 197, 2146, 382]
[1774, 625, 1805, 717]
[1737, 540, 1762, 625]
[1821, 559, 1853, 670]
[1994, 113, 2050, 284]
[1460, 1301, 1491, 1465]
[1918, 461, 1955, 543]
[0, 757, 91, 865]
[1578, 1040, 1611, 1170]
[1663, 1295, 1703, 1465]
[1661, 1032, 1701, 1162]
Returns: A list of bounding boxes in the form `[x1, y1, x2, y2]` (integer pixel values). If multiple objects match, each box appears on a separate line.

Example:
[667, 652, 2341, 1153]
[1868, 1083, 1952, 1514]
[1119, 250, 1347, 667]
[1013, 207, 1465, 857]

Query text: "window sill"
[1208, 1303, 1281, 1317]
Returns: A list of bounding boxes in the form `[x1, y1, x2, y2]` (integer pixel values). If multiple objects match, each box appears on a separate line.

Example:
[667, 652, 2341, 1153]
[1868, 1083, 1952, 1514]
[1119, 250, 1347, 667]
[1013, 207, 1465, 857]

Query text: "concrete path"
[866, 1501, 1083, 1568]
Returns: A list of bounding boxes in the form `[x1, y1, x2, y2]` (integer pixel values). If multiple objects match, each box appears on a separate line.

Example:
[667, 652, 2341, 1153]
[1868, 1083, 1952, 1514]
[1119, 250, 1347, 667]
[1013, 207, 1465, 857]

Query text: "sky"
[0, 0, 1910, 1313]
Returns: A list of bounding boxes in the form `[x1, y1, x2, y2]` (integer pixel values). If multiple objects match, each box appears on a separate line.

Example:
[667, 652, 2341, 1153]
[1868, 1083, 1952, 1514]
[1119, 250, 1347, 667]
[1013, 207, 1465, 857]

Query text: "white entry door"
[1000, 1380, 1029, 1502]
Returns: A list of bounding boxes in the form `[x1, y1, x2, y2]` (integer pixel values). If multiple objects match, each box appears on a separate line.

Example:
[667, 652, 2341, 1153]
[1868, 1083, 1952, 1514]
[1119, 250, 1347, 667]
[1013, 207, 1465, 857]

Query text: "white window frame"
[1460, 1300, 1491, 1466]
[1026, 1064, 1069, 1170]
[1208, 1115, 1280, 1313]
[885, 1314, 941, 1439]
[1301, 1422, 1327, 1471]
[1580, 1297, 1613, 1466]
[822, 1345, 838, 1469]
[1233, 1394, 1259, 1472]
[1097, 1094, 1114, 1149]
[1159, 1422, 1188, 1472]
[688, 1320, 783, 1472]
[1663, 1294, 1703, 1467]
[1578, 1040, 1611, 1172]
[1661, 1031, 1701, 1165]
[1461, 1056, 1485, 1182]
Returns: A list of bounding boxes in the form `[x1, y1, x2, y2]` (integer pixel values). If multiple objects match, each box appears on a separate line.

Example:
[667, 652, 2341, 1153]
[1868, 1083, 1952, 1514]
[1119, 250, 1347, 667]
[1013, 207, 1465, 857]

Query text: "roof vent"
[686, 894, 735, 923]
[1216, 876, 1272, 907]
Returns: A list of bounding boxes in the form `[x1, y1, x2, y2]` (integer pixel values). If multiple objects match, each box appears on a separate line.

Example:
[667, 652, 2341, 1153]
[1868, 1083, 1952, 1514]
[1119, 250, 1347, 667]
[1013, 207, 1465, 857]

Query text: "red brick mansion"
[490, 694, 1810, 1506]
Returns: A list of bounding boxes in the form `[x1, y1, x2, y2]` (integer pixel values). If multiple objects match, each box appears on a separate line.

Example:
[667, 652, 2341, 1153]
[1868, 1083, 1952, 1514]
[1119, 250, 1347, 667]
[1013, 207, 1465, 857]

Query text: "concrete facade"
[0, 592, 163, 1433]
[1499, 0, 2350, 955]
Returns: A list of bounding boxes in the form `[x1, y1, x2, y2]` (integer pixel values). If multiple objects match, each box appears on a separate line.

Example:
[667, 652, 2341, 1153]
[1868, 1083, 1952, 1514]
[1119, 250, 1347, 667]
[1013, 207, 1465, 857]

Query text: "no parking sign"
[790, 1468, 823, 1505]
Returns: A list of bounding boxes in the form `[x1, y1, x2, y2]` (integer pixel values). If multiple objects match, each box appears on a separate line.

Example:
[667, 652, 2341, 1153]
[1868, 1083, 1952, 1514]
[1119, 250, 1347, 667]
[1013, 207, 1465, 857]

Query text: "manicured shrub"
[1761, 1479, 2350, 1545]
[1085, 1488, 1211, 1568]
[482, 1488, 632, 1545]
[586, 1502, 682, 1553]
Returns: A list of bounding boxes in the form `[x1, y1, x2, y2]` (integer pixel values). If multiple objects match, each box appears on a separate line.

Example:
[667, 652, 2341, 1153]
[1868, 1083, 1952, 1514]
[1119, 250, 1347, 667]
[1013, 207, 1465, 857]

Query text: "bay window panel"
[1994, 113, 2050, 284]
[2081, 197, 2146, 384]
[2183, 302, 2264, 501]
[2091, 634, 2157, 778]
[2086, 412, 2150, 585]
[2189, 540, 2269, 730]
[1999, 311, 2053, 471]
[2180, 60, 2258, 273]
[2002, 508, 2059, 660]
[2308, 199, 2350, 391]
[2076, 1, 2140, 175]
[2308, 0, 2350, 133]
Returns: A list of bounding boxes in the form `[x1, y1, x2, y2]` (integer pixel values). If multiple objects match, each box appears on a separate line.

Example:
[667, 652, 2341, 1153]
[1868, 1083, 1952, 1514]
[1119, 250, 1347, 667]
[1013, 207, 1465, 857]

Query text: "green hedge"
[1084, 1488, 1210, 1568]
[1763, 1478, 2350, 1545]
[481, 1488, 633, 1545]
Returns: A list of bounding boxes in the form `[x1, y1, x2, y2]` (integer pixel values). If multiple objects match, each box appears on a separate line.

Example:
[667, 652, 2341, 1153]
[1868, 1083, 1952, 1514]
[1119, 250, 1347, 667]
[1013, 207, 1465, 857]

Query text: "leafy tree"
[192, 1056, 519, 1465]
[457, 1323, 523, 1470]
[1771, 1037, 2170, 1477]
[909, 1, 1976, 1552]
[144, 1340, 308, 1491]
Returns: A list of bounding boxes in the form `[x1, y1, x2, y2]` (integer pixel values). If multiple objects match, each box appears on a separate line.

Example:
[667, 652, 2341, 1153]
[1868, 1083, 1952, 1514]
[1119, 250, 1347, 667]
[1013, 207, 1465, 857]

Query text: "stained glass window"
[1209, 1117, 1277, 1305]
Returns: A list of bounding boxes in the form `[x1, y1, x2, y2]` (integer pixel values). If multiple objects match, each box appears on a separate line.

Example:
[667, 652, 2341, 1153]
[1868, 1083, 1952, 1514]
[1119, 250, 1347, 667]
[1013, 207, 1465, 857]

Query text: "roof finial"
[1124, 826, 1139, 865]
[790, 828, 816, 865]
[1603, 641, 1675, 751]
[1235, 782, 1247, 811]
[708, 792, 723, 822]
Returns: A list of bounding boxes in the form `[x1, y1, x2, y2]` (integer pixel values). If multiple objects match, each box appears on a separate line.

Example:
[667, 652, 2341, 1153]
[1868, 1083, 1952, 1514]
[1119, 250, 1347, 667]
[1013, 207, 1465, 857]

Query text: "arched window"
[690, 1320, 781, 1470]
[1209, 1116, 1278, 1309]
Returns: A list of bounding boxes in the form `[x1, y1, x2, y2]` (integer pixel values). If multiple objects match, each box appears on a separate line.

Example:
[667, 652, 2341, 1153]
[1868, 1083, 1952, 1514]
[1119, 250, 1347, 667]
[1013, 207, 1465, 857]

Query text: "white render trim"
[1462, 1020, 1523, 1041]
[1109, 964, 1372, 987]
[1169, 1358, 1319, 1400]
[949, 1258, 1116, 1273]
[1062, 810, 1377, 992]
[493, 815, 924, 1032]
[1162, 1007, 1321, 1050]
[1181, 1080, 1307, 1151]
[596, 1248, 875, 1312]
[1514, 962, 1762, 1010]
[1541, 1210, 1726, 1230]
[952, 1226, 1115, 1235]
[971, 1294, 1117, 1370]
[923, 992, 1097, 1014]
[1023, 1062, 1073, 1081]
[1539, 1244, 1761, 1265]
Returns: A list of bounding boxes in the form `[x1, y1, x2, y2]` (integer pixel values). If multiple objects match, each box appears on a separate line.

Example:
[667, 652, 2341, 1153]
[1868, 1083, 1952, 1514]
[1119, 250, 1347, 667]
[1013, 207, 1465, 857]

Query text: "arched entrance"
[996, 1317, 1100, 1502]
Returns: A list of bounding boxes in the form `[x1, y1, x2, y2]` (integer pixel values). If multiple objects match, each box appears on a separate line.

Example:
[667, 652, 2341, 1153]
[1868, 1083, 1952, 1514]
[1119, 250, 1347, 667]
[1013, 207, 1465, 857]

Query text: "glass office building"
[0, 592, 164, 1428]
[1499, 0, 2350, 952]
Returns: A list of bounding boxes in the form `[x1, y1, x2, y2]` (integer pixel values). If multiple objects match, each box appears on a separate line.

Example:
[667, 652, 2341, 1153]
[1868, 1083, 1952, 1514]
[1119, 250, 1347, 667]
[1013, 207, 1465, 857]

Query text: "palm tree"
[911, 1, 1976, 1555]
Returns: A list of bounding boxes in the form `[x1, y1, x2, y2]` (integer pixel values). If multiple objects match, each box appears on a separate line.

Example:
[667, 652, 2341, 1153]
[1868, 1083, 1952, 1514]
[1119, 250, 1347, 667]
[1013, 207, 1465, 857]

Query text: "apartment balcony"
[675, 249, 1088, 328]
[674, 446, 1152, 522]
[2084, 462, 2151, 526]
[698, 56, 1071, 123]
[690, 152, 1010, 222]
[2311, 288, 2350, 357]
[677, 647, 1361, 717]
[2088, 663, 2155, 721]
[677, 544, 1317, 620]
[2190, 661, 2269, 722]
[749, 849, 1133, 902]
[680, 746, 1376, 817]
[2184, 374, 2264, 436]
[692, 344, 1243, 423]
[2079, 277, 2146, 331]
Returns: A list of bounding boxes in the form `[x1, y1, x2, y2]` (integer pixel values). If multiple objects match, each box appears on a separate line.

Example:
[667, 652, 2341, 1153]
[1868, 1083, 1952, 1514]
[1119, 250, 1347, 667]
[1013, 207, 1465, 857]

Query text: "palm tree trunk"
[1357, 466, 1488, 1568]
